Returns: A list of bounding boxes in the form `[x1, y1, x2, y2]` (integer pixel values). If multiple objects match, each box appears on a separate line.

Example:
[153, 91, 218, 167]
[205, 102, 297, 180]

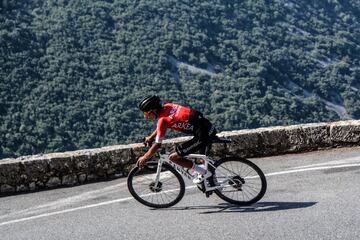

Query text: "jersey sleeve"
[155, 117, 169, 143]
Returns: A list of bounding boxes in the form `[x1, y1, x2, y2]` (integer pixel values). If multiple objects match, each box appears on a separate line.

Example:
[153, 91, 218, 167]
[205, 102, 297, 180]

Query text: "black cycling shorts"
[175, 113, 216, 157]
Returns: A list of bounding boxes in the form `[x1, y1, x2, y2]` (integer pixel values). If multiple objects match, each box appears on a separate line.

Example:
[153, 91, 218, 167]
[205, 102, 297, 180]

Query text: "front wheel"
[209, 157, 267, 205]
[127, 161, 185, 208]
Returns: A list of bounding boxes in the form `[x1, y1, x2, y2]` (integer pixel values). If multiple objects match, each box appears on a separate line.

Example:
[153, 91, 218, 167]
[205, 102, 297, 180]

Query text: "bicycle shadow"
[151, 201, 317, 214]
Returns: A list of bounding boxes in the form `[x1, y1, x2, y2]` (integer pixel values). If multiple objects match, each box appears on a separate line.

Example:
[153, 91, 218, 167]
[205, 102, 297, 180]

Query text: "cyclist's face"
[143, 110, 156, 121]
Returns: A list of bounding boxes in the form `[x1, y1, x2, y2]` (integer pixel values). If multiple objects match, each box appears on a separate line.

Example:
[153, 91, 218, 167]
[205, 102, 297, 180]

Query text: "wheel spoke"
[128, 163, 185, 208]
[212, 158, 267, 205]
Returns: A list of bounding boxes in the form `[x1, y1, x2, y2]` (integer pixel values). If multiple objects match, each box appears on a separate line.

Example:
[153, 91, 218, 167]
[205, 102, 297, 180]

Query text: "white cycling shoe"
[192, 171, 212, 184]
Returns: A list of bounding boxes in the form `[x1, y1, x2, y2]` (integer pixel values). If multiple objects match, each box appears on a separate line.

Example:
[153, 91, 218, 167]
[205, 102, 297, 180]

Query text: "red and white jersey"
[155, 103, 198, 143]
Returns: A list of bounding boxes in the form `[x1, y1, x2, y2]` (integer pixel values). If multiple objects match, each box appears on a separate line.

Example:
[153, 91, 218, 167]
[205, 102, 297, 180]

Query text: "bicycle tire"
[209, 157, 267, 205]
[127, 161, 185, 208]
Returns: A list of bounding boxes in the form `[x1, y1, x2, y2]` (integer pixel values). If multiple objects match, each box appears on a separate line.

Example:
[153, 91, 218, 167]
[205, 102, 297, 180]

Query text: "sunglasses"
[143, 111, 154, 118]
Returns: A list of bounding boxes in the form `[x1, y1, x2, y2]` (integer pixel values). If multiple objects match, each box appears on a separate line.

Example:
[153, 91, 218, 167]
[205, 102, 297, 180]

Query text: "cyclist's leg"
[169, 114, 217, 169]
[169, 136, 203, 168]
[173, 135, 210, 173]
[174, 136, 212, 183]
[168, 152, 192, 168]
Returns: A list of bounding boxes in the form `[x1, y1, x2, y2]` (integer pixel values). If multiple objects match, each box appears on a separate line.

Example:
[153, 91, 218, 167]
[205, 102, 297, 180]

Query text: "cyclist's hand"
[136, 156, 148, 169]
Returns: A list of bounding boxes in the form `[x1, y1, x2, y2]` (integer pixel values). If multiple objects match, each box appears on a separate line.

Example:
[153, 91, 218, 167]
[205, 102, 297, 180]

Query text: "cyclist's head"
[139, 96, 162, 120]
[139, 95, 162, 112]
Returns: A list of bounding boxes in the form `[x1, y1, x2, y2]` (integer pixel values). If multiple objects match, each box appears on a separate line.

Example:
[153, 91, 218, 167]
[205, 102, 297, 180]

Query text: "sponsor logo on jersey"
[171, 122, 194, 131]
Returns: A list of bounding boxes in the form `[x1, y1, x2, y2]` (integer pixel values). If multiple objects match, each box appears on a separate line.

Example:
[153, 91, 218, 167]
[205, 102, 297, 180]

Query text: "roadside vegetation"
[1, 0, 359, 159]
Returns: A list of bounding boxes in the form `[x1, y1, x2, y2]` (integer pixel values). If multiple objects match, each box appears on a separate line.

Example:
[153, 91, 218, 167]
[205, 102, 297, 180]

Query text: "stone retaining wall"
[1, 120, 360, 195]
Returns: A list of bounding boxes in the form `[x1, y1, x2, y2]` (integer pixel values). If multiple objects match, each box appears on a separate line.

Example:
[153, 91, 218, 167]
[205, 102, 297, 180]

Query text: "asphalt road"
[1, 147, 360, 240]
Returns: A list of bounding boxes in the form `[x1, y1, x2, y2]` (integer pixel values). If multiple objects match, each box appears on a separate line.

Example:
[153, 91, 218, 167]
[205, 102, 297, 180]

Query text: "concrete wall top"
[1, 120, 359, 195]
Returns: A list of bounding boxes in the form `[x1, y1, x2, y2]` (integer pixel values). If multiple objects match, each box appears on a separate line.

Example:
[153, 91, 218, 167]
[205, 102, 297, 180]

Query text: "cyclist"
[137, 95, 217, 184]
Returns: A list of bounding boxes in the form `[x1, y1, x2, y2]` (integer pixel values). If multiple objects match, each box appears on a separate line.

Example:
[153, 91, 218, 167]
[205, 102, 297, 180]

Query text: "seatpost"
[205, 144, 212, 156]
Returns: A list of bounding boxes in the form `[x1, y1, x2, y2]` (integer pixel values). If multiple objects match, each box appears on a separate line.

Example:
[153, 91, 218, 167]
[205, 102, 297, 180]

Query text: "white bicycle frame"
[152, 151, 222, 192]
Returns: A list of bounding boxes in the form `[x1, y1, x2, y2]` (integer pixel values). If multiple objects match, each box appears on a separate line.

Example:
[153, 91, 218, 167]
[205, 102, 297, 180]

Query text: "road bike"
[127, 137, 267, 208]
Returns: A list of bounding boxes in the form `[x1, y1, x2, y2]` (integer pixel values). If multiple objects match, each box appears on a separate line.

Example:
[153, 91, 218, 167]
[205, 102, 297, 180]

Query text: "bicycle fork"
[153, 156, 165, 189]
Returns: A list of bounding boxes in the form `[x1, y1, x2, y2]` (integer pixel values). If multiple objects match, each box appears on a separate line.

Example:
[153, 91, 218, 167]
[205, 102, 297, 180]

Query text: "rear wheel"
[210, 157, 267, 205]
[127, 161, 185, 208]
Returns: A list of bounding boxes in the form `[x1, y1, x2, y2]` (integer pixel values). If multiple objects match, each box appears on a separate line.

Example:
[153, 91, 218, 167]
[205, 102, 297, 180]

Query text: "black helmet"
[139, 95, 161, 112]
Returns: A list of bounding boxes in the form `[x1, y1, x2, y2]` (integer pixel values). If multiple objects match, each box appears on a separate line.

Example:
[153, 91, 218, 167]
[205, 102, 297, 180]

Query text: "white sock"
[192, 163, 206, 175]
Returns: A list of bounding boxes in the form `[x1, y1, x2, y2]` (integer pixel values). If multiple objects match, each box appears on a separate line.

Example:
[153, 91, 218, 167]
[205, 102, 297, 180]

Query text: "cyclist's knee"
[169, 152, 181, 162]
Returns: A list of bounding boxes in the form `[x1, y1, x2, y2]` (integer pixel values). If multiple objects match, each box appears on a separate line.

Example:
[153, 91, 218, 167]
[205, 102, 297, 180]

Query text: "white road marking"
[0, 181, 128, 220]
[290, 156, 360, 169]
[266, 163, 360, 177]
[0, 197, 134, 227]
[1, 161, 360, 227]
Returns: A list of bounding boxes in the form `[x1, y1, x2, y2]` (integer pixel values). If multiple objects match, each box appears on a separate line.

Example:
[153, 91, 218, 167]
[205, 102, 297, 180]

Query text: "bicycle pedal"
[205, 191, 213, 198]
[196, 183, 205, 193]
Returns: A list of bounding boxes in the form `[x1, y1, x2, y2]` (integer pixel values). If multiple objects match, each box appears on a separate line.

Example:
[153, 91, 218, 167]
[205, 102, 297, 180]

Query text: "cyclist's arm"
[142, 142, 161, 160]
[144, 130, 157, 146]
[143, 118, 167, 159]
[149, 129, 157, 140]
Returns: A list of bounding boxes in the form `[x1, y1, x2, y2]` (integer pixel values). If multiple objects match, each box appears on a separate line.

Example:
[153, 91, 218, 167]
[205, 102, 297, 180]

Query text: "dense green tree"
[1, 0, 359, 159]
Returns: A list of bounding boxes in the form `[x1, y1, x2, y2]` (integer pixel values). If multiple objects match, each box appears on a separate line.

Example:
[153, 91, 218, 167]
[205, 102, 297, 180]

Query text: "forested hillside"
[1, 0, 360, 159]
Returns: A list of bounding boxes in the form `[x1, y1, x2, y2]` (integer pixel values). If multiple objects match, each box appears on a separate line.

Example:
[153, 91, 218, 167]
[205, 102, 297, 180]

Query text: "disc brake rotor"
[149, 182, 163, 192]
[228, 176, 245, 190]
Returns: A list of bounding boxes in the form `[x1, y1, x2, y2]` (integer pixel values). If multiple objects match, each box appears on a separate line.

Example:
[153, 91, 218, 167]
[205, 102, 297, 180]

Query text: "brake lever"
[142, 137, 154, 148]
